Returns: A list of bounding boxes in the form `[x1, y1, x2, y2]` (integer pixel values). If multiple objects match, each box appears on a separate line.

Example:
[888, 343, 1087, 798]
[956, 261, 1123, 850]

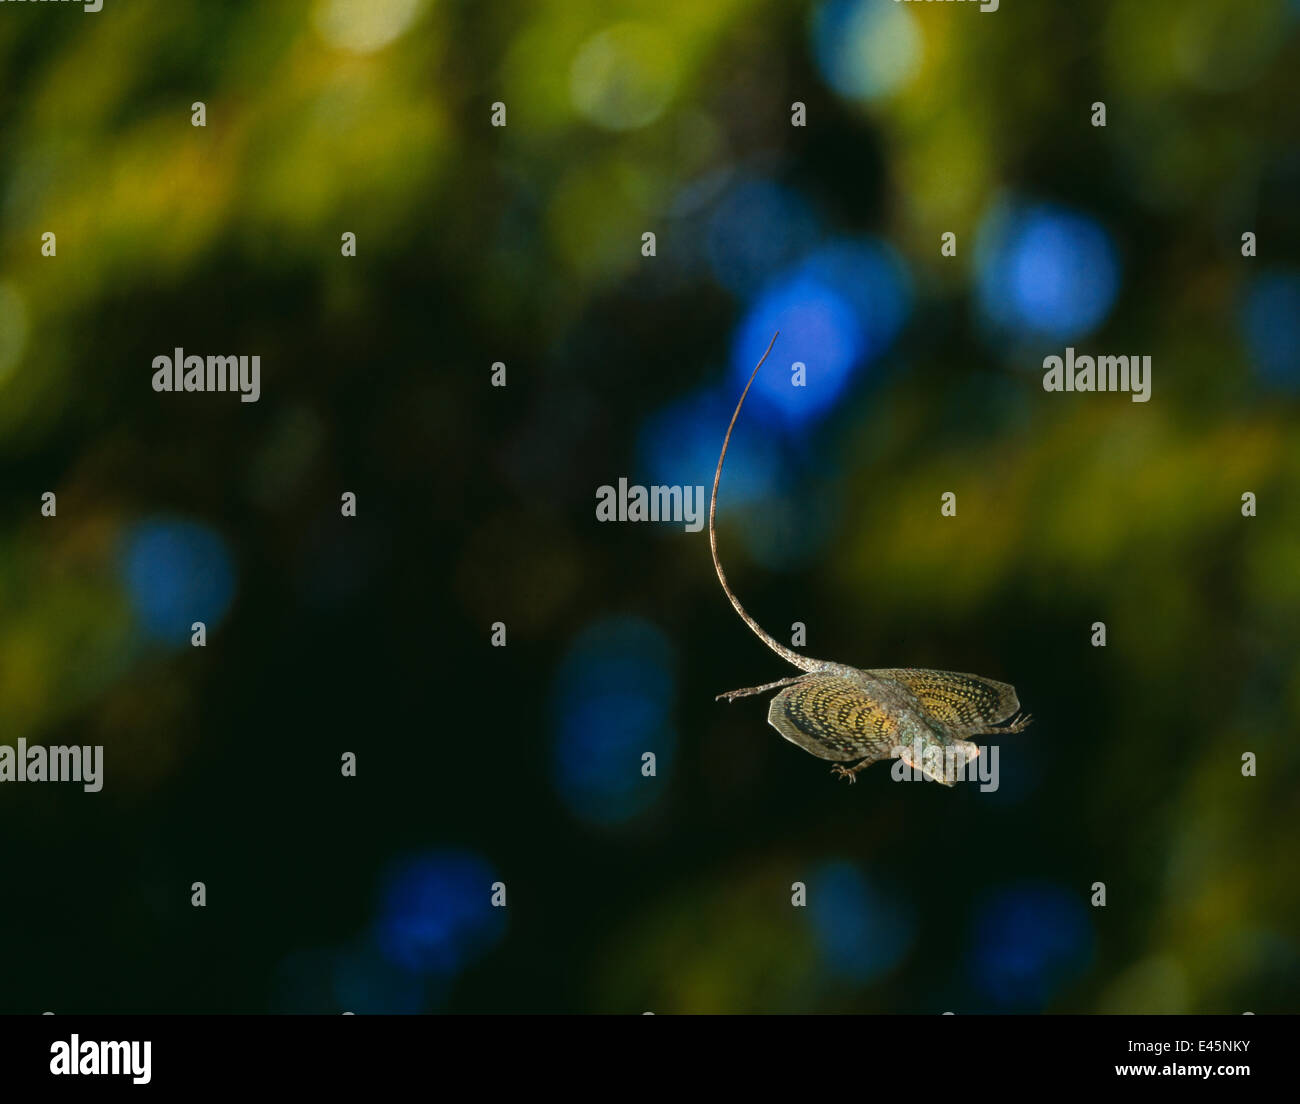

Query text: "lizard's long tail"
[709, 331, 820, 674]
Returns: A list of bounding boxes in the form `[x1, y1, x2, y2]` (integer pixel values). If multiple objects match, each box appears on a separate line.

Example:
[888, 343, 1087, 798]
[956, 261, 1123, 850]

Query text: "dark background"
[0, 0, 1296, 1013]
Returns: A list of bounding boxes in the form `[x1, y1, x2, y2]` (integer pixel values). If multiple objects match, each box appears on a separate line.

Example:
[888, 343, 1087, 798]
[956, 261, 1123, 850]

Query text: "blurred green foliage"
[0, 0, 1296, 1013]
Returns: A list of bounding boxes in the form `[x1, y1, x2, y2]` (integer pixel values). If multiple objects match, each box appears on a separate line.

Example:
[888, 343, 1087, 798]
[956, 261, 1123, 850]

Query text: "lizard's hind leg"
[716, 675, 806, 703]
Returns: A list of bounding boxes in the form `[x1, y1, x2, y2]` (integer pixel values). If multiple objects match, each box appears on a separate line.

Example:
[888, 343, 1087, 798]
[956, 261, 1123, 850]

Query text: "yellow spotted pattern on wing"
[767, 675, 900, 762]
[868, 669, 1019, 729]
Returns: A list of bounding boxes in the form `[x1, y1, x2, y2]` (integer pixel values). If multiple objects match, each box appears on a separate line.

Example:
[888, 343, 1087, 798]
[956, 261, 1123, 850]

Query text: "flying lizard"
[710, 332, 1032, 785]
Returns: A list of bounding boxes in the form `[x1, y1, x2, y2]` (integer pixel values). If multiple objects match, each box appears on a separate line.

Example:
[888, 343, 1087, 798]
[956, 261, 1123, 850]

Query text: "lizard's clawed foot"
[830, 764, 856, 784]
[985, 712, 1033, 735]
